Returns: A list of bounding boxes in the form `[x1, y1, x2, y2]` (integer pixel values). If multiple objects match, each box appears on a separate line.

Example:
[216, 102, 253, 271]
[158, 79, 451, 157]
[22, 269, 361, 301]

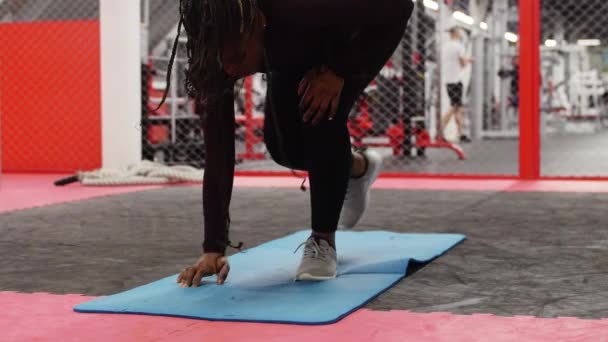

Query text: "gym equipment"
[74, 230, 465, 325]
[236, 75, 266, 161]
[541, 44, 607, 134]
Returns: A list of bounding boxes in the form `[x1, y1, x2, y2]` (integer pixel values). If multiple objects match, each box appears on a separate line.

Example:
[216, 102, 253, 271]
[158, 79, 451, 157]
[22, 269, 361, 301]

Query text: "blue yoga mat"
[75, 230, 465, 325]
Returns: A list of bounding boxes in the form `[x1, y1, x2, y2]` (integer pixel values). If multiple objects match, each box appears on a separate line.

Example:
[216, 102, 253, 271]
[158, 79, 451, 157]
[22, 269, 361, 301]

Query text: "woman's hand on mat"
[177, 253, 230, 287]
[298, 65, 344, 126]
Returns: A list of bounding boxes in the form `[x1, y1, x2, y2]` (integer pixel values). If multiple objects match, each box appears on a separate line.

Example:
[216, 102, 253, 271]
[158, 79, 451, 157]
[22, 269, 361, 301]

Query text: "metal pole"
[494, 0, 509, 131]
[435, 0, 447, 138]
[402, 2, 420, 156]
[519, 0, 541, 179]
[470, 34, 485, 140]
[170, 49, 178, 145]
[485, 15, 495, 132]
[0, 55, 3, 183]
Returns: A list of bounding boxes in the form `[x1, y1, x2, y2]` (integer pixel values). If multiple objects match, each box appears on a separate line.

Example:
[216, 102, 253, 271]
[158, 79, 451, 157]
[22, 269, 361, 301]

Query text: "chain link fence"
[142, 0, 522, 176]
[0, 0, 100, 172]
[540, 0, 608, 177]
[0, 1, 530, 176]
[142, 0, 266, 168]
[141, 1, 203, 167]
[2, 1, 605, 177]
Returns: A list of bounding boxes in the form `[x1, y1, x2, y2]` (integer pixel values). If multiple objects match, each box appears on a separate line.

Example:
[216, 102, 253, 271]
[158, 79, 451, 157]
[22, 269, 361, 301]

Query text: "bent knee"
[266, 142, 308, 171]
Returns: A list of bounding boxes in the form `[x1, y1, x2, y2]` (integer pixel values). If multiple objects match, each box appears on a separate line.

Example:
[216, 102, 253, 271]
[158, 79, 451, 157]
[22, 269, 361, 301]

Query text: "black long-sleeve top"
[202, 0, 414, 253]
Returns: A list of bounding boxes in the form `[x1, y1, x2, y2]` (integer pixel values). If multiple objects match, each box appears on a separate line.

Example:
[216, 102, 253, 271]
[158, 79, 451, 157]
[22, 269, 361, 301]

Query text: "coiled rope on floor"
[54, 161, 204, 186]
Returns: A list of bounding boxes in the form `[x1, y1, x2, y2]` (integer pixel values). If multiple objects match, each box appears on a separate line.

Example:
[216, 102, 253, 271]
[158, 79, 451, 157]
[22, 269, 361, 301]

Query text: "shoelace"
[293, 239, 329, 261]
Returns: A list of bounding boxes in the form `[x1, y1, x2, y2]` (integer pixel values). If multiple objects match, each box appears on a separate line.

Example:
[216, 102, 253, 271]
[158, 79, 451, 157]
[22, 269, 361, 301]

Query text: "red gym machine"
[349, 94, 465, 159]
[236, 68, 465, 162]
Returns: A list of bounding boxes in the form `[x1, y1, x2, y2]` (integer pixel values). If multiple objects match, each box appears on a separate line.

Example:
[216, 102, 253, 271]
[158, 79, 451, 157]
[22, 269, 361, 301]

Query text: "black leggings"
[263, 23, 407, 234]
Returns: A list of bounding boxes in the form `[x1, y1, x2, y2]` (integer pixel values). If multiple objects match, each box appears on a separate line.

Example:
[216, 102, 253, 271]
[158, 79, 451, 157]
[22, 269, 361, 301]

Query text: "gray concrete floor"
[1, 186, 608, 319]
[236, 131, 608, 177]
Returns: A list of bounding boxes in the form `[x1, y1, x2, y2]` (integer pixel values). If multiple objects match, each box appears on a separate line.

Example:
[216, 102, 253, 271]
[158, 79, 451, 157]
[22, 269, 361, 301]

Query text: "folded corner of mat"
[74, 230, 465, 324]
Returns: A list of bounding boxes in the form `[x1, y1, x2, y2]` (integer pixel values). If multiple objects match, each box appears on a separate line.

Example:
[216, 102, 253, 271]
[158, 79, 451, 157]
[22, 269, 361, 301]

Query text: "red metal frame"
[237, 76, 265, 161]
[519, 0, 541, 180]
[348, 96, 465, 160]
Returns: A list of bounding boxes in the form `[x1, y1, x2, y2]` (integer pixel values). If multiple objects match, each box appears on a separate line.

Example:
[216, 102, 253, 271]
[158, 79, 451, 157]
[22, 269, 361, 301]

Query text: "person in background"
[498, 56, 520, 111]
[440, 26, 473, 143]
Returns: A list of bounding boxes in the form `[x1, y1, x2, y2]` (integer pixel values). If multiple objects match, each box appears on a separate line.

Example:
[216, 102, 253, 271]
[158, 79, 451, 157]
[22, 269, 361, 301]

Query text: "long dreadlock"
[154, 0, 257, 113]
[151, 0, 259, 252]
[155, 0, 308, 195]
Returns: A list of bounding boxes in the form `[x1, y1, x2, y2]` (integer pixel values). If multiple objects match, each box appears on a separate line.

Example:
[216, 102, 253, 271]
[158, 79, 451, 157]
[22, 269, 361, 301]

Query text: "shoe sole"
[295, 273, 337, 281]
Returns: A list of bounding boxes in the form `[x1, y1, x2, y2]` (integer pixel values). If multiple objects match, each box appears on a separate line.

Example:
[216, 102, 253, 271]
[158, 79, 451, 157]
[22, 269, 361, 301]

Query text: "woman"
[172, 0, 414, 287]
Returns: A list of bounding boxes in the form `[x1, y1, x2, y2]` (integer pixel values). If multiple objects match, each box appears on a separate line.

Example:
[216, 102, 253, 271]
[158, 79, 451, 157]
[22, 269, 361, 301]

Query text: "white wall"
[100, 0, 142, 169]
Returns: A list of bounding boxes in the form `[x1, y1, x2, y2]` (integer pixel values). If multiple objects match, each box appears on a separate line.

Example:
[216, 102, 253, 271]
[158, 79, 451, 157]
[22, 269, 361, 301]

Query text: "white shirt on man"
[442, 39, 466, 84]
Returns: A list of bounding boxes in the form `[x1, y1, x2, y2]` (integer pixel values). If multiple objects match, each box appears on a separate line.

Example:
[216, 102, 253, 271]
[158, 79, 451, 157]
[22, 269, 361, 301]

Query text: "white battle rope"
[73, 160, 204, 186]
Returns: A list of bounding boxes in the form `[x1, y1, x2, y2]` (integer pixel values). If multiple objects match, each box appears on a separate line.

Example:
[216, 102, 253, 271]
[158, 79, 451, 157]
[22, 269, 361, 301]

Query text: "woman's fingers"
[304, 97, 323, 123]
[217, 258, 230, 285]
[178, 254, 230, 288]
[191, 269, 205, 287]
[179, 271, 188, 287]
[298, 68, 318, 96]
[299, 66, 343, 125]
[299, 86, 314, 114]
[176, 269, 186, 283]
[298, 77, 309, 97]
[329, 95, 340, 120]
[311, 98, 331, 126]
[180, 268, 195, 287]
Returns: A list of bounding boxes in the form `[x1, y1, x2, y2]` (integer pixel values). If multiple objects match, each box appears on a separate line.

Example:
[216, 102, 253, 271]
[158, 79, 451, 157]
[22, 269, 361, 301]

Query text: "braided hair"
[156, 0, 258, 112]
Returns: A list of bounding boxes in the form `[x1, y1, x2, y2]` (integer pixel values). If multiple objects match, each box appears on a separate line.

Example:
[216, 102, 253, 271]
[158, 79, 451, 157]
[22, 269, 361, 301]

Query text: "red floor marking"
[235, 176, 608, 193]
[234, 176, 520, 191]
[234, 176, 306, 188]
[0, 174, 163, 213]
[373, 178, 519, 191]
[2, 292, 607, 341]
[507, 180, 608, 193]
[2, 174, 607, 215]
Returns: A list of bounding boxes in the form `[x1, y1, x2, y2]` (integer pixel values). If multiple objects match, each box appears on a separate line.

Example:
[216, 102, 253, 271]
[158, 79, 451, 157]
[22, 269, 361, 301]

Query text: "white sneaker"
[338, 149, 383, 230]
[295, 237, 337, 281]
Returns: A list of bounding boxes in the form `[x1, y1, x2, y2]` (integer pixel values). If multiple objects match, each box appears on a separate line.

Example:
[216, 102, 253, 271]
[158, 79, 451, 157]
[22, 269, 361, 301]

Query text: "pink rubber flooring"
[2, 292, 607, 342]
[0, 173, 164, 213]
[235, 176, 608, 193]
[3, 174, 608, 215]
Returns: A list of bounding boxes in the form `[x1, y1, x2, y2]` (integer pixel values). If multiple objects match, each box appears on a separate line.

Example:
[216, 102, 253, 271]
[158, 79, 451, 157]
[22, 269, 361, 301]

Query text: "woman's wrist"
[202, 240, 228, 255]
